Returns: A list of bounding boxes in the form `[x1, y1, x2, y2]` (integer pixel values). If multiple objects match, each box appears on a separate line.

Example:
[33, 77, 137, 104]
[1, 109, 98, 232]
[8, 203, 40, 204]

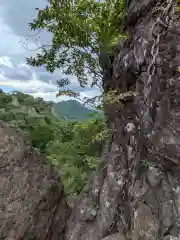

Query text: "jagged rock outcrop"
[65, 0, 180, 239]
[0, 121, 70, 240]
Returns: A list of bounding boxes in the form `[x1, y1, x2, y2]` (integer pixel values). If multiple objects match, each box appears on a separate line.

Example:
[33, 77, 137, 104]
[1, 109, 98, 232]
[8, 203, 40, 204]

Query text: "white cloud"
[0, 56, 14, 68]
[0, 71, 7, 81]
[0, 79, 58, 93]
[0, 69, 101, 103]
[0, 14, 36, 57]
[28, 89, 100, 103]
[18, 62, 30, 69]
[28, 91, 72, 102]
[80, 89, 101, 99]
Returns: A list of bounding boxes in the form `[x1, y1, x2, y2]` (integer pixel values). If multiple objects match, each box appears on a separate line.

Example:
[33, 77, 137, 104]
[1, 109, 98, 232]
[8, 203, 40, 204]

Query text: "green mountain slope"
[53, 100, 100, 121]
[0, 89, 105, 195]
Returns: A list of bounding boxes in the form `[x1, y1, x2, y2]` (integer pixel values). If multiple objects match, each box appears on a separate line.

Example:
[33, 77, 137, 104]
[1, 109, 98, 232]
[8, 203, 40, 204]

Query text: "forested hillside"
[53, 100, 102, 121]
[0, 89, 105, 196]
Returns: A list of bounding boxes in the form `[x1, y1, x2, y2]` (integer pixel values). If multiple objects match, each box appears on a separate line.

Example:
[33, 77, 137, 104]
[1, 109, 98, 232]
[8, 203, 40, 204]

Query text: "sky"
[0, 0, 100, 102]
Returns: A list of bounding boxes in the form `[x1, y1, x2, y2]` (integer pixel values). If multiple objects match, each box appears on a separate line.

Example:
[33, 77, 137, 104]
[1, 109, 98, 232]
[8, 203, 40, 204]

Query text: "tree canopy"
[27, 0, 125, 101]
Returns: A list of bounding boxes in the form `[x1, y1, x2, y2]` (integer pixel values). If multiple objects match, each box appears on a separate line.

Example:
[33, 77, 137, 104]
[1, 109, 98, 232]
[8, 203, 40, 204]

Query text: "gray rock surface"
[0, 121, 70, 240]
[102, 233, 125, 240]
[65, 1, 180, 239]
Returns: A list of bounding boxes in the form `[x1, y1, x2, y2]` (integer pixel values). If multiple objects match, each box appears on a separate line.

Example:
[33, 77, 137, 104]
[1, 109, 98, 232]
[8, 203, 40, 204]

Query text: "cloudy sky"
[0, 0, 100, 102]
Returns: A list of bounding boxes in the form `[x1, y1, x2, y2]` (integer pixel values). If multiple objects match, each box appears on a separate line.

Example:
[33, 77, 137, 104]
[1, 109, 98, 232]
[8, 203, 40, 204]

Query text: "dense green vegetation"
[0, 89, 106, 196]
[53, 100, 102, 121]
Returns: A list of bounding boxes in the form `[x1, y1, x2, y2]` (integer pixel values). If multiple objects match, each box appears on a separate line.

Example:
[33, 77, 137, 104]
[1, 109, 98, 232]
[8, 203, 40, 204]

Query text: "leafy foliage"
[27, 0, 125, 98]
[0, 89, 105, 195]
[46, 117, 105, 195]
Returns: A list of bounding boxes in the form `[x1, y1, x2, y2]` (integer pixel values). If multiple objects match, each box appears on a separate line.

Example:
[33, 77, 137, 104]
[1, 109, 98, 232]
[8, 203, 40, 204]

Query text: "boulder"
[0, 121, 70, 240]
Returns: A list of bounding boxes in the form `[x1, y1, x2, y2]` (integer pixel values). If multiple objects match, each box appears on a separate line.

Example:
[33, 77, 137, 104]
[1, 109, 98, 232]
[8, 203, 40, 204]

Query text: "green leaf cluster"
[46, 117, 105, 196]
[27, 0, 125, 90]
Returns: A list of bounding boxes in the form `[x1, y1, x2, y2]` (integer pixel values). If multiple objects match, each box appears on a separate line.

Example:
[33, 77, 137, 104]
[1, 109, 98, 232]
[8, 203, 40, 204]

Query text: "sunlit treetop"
[27, 0, 125, 95]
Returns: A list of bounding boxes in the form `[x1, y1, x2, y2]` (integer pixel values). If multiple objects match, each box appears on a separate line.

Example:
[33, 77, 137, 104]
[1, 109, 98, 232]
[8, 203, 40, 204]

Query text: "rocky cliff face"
[65, 0, 180, 239]
[0, 121, 70, 240]
[1, 1, 180, 240]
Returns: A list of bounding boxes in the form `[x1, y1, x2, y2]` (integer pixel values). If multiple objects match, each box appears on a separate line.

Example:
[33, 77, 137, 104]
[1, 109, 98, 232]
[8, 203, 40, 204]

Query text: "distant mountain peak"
[53, 100, 100, 121]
